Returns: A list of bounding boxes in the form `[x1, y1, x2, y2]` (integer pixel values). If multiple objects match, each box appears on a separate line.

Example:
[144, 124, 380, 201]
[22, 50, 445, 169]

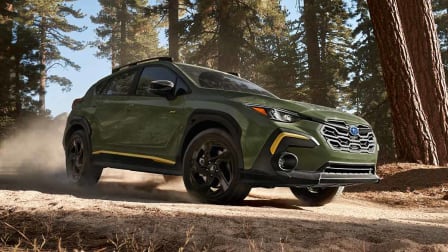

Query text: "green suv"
[63, 57, 379, 206]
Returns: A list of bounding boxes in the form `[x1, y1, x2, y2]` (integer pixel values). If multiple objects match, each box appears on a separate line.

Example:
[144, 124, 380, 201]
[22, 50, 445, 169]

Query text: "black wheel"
[66, 130, 103, 186]
[183, 129, 251, 204]
[290, 186, 341, 206]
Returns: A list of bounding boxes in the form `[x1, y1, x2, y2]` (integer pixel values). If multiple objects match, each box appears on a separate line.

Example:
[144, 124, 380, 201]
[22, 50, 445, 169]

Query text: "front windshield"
[176, 63, 277, 98]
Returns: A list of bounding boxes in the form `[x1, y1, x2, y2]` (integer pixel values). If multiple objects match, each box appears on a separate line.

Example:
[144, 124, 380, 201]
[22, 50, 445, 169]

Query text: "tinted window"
[95, 78, 109, 95]
[136, 66, 186, 96]
[101, 69, 137, 96]
[177, 63, 276, 98]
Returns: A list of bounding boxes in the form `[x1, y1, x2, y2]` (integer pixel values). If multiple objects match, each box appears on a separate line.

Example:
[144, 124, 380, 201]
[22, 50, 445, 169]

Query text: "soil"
[0, 119, 447, 251]
[0, 164, 447, 251]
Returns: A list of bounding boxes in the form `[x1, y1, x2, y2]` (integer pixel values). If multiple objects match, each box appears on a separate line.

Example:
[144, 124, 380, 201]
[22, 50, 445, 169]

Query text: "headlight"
[249, 106, 300, 123]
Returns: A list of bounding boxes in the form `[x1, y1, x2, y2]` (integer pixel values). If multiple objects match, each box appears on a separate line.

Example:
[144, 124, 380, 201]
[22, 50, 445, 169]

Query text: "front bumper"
[242, 162, 380, 187]
[244, 128, 380, 187]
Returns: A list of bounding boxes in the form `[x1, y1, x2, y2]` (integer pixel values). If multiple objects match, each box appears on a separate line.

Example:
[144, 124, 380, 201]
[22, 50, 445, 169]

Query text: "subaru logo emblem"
[349, 126, 359, 136]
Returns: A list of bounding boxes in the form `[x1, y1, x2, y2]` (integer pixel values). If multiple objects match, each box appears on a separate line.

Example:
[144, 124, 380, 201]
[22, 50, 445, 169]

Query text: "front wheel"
[183, 129, 251, 204]
[290, 186, 341, 206]
[66, 130, 103, 186]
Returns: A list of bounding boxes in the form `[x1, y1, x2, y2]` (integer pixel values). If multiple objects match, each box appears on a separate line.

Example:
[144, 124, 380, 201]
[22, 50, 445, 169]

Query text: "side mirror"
[149, 80, 175, 96]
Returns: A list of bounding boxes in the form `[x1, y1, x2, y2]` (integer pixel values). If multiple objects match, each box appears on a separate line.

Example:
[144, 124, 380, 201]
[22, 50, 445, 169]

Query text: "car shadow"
[243, 199, 303, 210]
[0, 170, 194, 204]
[0, 169, 304, 210]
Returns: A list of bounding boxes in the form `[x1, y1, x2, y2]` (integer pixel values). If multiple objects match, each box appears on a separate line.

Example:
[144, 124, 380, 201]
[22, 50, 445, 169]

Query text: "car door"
[122, 65, 190, 161]
[91, 68, 140, 151]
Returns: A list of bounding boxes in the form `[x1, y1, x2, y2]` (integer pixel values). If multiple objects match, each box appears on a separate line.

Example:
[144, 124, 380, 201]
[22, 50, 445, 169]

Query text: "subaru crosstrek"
[63, 57, 379, 206]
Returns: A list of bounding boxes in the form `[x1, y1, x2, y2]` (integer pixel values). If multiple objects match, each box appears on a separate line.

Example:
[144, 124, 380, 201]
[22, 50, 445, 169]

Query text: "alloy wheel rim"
[190, 140, 234, 194]
[68, 136, 84, 180]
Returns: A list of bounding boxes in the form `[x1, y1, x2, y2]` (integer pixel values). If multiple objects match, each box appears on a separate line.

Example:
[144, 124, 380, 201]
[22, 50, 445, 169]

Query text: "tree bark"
[367, 0, 439, 164]
[217, 0, 238, 72]
[168, 0, 179, 61]
[0, 2, 14, 116]
[397, 0, 448, 165]
[38, 16, 47, 114]
[119, 0, 127, 66]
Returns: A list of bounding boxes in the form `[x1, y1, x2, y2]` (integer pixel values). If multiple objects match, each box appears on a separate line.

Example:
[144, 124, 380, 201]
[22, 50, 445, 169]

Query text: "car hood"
[233, 95, 370, 126]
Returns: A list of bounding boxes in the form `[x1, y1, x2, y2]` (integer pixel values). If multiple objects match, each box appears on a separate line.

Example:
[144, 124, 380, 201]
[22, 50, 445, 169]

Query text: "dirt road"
[1, 168, 447, 251]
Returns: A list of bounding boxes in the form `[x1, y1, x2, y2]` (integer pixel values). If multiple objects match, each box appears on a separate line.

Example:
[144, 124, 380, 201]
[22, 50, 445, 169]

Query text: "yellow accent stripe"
[92, 150, 175, 165]
[270, 132, 309, 155]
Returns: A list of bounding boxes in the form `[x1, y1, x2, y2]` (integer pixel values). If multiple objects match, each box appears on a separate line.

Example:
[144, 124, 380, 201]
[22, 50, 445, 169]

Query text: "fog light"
[274, 152, 298, 171]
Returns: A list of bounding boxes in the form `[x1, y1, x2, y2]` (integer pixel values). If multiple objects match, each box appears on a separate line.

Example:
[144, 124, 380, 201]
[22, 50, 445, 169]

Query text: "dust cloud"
[0, 115, 191, 203]
[0, 115, 66, 174]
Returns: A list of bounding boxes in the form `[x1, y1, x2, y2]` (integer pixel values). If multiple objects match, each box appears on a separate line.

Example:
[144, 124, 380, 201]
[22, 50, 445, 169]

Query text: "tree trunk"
[168, 0, 179, 61]
[119, 0, 127, 66]
[38, 16, 47, 114]
[367, 0, 439, 165]
[303, 0, 327, 106]
[217, 0, 238, 72]
[0, 2, 14, 115]
[397, 0, 448, 165]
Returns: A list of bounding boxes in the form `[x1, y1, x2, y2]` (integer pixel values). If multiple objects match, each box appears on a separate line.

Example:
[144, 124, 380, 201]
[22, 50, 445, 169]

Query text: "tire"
[290, 186, 342, 206]
[183, 129, 251, 204]
[65, 130, 103, 186]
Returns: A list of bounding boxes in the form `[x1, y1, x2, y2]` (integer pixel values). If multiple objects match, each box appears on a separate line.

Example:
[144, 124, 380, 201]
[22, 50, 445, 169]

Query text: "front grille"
[320, 120, 376, 154]
[323, 163, 375, 175]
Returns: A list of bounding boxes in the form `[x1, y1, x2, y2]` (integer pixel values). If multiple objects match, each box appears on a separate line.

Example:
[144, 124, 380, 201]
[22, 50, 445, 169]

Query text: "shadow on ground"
[0, 169, 305, 210]
[346, 168, 448, 192]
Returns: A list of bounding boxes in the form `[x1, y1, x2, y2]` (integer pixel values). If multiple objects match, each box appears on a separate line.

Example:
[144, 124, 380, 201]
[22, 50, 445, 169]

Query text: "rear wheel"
[183, 129, 251, 204]
[66, 130, 102, 186]
[290, 186, 341, 206]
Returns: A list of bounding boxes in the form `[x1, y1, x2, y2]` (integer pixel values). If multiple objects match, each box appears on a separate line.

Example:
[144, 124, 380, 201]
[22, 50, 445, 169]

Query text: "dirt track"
[1, 168, 447, 251]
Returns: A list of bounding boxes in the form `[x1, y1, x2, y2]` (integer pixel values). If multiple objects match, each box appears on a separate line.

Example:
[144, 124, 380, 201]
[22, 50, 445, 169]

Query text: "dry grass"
[0, 217, 272, 252]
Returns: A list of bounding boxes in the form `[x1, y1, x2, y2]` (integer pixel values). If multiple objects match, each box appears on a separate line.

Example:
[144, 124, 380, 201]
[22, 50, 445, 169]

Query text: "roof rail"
[112, 57, 172, 73]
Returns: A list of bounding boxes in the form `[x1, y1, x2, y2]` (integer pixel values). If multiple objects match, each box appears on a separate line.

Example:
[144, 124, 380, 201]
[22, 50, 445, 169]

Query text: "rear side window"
[136, 66, 187, 96]
[101, 69, 137, 96]
[95, 79, 109, 95]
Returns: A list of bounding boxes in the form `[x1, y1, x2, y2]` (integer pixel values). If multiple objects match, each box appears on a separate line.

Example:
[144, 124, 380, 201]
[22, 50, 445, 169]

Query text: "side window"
[136, 66, 180, 96]
[101, 69, 137, 96]
[95, 78, 109, 95]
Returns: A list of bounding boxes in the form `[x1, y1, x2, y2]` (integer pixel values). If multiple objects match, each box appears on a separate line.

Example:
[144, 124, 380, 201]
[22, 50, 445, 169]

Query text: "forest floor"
[0, 118, 447, 251]
[0, 163, 447, 251]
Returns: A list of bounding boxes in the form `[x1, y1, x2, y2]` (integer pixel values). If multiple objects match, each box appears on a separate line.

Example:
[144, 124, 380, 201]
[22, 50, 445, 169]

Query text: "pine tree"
[350, 0, 395, 162]
[168, 0, 179, 61]
[21, 0, 86, 113]
[1, 1, 41, 136]
[0, 1, 14, 118]
[180, 0, 291, 87]
[397, 0, 448, 165]
[367, 0, 439, 164]
[91, 0, 166, 68]
[256, 18, 300, 99]
[298, 0, 352, 108]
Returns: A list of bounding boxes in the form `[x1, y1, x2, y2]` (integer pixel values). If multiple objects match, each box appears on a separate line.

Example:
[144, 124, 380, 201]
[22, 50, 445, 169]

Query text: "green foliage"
[22, 0, 86, 90]
[295, 0, 353, 108]
[433, 0, 448, 79]
[0, 0, 82, 117]
[0, 1, 41, 117]
[91, 0, 166, 68]
[179, 0, 297, 95]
